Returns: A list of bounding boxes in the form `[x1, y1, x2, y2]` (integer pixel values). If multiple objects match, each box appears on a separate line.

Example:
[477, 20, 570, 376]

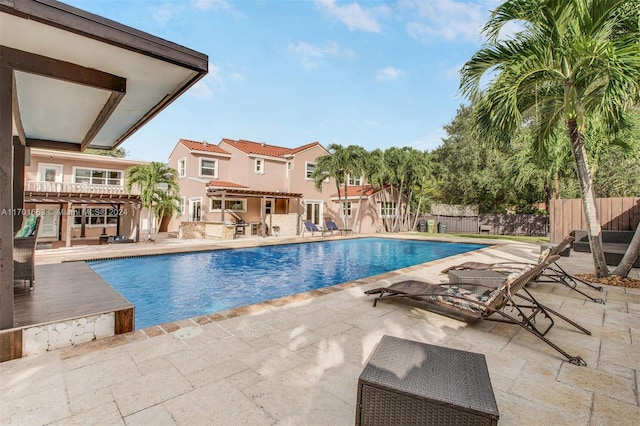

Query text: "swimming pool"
[87, 238, 486, 329]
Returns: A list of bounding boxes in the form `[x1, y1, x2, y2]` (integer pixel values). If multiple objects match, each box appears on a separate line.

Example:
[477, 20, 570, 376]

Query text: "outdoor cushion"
[15, 214, 38, 238]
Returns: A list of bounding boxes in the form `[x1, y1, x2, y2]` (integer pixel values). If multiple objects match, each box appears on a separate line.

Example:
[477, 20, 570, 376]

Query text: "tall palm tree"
[126, 162, 180, 241]
[460, 0, 640, 277]
[151, 190, 182, 241]
[344, 145, 368, 231]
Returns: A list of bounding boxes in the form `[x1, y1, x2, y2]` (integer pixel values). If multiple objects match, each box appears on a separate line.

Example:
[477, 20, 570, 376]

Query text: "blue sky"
[66, 0, 504, 162]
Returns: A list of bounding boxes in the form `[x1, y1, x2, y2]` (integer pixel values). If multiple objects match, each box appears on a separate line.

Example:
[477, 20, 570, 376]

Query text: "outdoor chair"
[325, 218, 352, 235]
[441, 235, 605, 304]
[14, 214, 41, 291]
[365, 255, 591, 366]
[303, 220, 330, 237]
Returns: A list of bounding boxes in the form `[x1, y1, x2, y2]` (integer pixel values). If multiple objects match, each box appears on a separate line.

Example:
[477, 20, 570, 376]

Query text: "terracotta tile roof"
[288, 141, 323, 155]
[331, 184, 389, 198]
[206, 180, 249, 189]
[222, 138, 323, 158]
[180, 139, 230, 155]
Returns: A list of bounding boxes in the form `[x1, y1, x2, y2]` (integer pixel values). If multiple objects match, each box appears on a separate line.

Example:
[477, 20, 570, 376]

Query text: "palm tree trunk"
[568, 118, 608, 277]
[351, 182, 366, 233]
[147, 207, 154, 241]
[611, 224, 640, 277]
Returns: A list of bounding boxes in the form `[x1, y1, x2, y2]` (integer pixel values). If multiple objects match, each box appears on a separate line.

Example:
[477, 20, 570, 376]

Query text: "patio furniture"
[325, 218, 352, 235]
[365, 255, 591, 366]
[441, 235, 605, 304]
[302, 220, 330, 237]
[356, 335, 499, 426]
[14, 215, 41, 291]
[448, 269, 505, 287]
[107, 236, 134, 244]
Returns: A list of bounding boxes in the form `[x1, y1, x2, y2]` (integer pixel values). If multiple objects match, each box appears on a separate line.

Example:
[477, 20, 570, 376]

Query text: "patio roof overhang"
[1, 0, 208, 151]
[207, 188, 304, 199]
[0, 0, 209, 331]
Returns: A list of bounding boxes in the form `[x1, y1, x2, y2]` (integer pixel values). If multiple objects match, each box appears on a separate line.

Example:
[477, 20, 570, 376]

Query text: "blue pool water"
[87, 238, 485, 329]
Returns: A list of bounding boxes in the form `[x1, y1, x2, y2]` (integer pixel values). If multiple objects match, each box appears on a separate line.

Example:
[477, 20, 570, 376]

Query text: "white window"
[381, 202, 397, 218]
[180, 196, 186, 215]
[189, 198, 202, 221]
[199, 158, 218, 178]
[305, 162, 316, 179]
[348, 175, 362, 186]
[38, 163, 63, 182]
[304, 200, 323, 225]
[73, 207, 119, 226]
[178, 158, 186, 178]
[210, 198, 247, 212]
[341, 201, 352, 217]
[254, 158, 265, 174]
[74, 168, 122, 185]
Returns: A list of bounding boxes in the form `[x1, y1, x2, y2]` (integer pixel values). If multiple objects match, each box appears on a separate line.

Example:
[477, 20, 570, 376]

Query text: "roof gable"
[180, 139, 230, 155]
[221, 138, 326, 159]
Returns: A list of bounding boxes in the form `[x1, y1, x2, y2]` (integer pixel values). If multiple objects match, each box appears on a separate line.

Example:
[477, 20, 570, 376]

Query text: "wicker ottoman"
[356, 335, 499, 426]
[448, 269, 506, 287]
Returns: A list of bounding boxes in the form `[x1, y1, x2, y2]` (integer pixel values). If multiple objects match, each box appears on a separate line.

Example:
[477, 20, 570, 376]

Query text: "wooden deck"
[13, 262, 133, 328]
[1, 262, 134, 362]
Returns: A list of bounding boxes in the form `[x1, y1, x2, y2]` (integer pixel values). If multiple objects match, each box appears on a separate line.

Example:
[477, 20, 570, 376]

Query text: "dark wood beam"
[25, 139, 82, 151]
[0, 65, 15, 330]
[0, 46, 126, 93]
[12, 137, 25, 233]
[80, 91, 125, 151]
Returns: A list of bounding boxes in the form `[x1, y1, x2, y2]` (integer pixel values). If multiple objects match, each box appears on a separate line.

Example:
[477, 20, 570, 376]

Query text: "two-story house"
[23, 148, 148, 248]
[167, 138, 409, 238]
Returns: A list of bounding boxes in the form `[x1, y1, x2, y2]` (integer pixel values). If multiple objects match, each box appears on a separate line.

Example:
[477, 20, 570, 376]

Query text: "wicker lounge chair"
[14, 215, 41, 290]
[303, 220, 330, 236]
[365, 255, 591, 366]
[441, 235, 605, 304]
[325, 218, 352, 235]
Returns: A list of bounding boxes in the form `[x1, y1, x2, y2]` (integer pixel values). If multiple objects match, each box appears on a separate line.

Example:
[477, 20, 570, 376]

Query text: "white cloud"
[230, 73, 245, 82]
[191, 0, 230, 11]
[288, 40, 355, 69]
[151, 3, 182, 26]
[402, 0, 489, 43]
[314, 0, 383, 33]
[376, 66, 403, 81]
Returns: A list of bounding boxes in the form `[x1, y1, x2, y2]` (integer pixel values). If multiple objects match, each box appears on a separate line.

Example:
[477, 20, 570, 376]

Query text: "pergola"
[207, 187, 303, 236]
[0, 0, 208, 329]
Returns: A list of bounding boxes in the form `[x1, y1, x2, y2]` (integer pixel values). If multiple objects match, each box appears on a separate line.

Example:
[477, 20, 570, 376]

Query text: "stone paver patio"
[1, 235, 639, 425]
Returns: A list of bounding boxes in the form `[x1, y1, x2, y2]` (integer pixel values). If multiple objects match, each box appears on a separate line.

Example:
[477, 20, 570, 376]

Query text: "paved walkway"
[2, 234, 639, 425]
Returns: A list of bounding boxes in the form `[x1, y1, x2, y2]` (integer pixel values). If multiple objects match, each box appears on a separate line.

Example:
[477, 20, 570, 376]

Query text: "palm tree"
[126, 162, 180, 241]
[460, 0, 640, 277]
[151, 190, 182, 241]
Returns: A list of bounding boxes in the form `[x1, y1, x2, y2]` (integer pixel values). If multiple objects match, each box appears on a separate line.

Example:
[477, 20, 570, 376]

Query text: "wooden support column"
[80, 203, 87, 237]
[65, 201, 72, 247]
[260, 197, 266, 237]
[221, 192, 226, 223]
[12, 137, 24, 233]
[0, 65, 15, 330]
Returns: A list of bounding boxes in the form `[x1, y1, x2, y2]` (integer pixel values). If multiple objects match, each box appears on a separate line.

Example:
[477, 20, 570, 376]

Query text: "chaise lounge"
[325, 218, 352, 235]
[442, 235, 605, 304]
[365, 255, 591, 365]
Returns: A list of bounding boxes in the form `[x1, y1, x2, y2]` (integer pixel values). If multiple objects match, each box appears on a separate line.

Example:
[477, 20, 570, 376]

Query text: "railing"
[25, 181, 140, 195]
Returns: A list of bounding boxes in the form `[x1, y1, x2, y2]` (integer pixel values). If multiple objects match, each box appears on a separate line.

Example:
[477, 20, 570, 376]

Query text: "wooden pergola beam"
[0, 46, 126, 93]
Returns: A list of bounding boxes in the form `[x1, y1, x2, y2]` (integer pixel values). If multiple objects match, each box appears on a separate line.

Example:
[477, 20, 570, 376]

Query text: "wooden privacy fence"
[416, 214, 549, 236]
[549, 197, 640, 243]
